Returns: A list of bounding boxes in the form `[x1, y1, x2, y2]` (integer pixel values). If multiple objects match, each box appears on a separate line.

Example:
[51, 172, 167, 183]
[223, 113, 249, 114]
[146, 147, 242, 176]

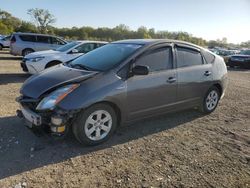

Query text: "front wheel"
[72, 104, 118, 146]
[201, 86, 220, 114]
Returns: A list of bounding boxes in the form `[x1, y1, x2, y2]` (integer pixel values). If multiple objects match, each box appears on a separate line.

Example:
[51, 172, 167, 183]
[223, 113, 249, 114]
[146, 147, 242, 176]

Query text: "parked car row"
[209, 47, 250, 69]
[16, 39, 228, 146]
[227, 49, 250, 69]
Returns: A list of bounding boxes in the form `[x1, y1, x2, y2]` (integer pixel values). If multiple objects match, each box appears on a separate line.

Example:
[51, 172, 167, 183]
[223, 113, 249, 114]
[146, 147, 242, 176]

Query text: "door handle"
[204, 71, 212, 76]
[167, 77, 176, 83]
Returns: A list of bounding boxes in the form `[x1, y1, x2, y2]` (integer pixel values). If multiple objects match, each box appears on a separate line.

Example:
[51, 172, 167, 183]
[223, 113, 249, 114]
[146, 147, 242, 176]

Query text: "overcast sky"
[0, 0, 250, 43]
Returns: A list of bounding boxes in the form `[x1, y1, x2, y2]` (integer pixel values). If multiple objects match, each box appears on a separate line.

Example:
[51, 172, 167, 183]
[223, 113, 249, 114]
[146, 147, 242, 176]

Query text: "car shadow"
[0, 73, 30, 85]
[0, 56, 22, 61]
[227, 67, 250, 71]
[0, 110, 204, 179]
[0, 50, 22, 60]
[0, 50, 11, 55]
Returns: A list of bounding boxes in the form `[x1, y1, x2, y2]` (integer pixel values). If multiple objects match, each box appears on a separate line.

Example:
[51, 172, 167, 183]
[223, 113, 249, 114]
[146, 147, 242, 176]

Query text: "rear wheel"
[72, 103, 118, 145]
[201, 86, 220, 114]
[22, 48, 34, 56]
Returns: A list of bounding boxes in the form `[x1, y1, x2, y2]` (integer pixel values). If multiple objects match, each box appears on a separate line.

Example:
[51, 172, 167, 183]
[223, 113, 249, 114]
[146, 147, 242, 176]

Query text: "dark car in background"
[17, 39, 228, 146]
[227, 50, 250, 69]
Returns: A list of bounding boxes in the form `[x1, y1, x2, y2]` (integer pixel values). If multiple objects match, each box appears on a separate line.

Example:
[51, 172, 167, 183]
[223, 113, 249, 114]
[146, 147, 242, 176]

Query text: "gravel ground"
[0, 50, 249, 188]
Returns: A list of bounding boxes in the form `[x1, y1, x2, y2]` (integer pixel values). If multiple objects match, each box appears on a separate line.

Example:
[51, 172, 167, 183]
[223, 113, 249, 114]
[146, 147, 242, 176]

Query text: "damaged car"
[17, 39, 228, 145]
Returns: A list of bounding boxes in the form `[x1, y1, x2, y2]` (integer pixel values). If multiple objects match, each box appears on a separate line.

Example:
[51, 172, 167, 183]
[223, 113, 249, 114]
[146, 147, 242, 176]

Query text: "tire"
[201, 86, 220, 114]
[22, 48, 34, 56]
[45, 61, 62, 69]
[0, 44, 3, 50]
[72, 103, 118, 146]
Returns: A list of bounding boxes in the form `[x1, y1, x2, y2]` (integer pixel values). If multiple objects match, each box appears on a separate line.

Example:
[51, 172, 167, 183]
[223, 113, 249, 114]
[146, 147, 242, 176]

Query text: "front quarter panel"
[57, 72, 127, 119]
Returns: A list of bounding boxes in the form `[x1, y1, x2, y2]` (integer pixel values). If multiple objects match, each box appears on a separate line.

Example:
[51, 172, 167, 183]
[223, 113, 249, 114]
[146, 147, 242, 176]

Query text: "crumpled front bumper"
[16, 96, 71, 136]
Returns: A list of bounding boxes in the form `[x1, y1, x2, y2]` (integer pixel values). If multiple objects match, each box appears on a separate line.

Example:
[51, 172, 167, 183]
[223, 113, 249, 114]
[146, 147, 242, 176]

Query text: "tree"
[0, 9, 21, 34]
[27, 8, 56, 33]
[0, 21, 10, 34]
[16, 21, 38, 33]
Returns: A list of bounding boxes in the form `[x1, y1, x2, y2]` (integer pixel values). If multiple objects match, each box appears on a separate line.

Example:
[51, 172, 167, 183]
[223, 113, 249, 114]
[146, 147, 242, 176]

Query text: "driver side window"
[51, 37, 65, 45]
[75, 43, 95, 53]
[135, 47, 173, 72]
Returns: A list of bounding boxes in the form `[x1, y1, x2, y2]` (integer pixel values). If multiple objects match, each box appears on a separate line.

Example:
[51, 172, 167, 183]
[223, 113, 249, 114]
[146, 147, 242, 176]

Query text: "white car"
[21, 41, 107, 74]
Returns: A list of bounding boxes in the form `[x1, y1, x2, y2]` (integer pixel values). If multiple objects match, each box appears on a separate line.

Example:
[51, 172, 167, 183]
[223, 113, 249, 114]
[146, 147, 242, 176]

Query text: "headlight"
[36, 84, 79, 110]
[27, 57, 45, 62]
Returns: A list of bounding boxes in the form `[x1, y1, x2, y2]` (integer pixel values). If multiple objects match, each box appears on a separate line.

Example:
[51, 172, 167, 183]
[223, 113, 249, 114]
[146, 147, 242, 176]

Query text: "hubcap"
[206, 90, 219, 111]
[84, 110, 112, 141]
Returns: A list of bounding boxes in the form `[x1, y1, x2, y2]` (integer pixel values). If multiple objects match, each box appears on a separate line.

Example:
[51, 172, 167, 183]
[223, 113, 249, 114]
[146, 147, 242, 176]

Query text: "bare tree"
[27, 8, 56, 33]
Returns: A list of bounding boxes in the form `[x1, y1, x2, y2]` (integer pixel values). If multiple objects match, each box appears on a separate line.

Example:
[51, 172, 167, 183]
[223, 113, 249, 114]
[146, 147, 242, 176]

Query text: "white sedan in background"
[21, 41, 107, 74]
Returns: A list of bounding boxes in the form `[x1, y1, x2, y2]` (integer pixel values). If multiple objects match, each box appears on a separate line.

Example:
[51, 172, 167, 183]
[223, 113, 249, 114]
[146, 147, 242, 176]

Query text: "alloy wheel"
[206, 90, 219, 111]
[84, 110, 112, 141]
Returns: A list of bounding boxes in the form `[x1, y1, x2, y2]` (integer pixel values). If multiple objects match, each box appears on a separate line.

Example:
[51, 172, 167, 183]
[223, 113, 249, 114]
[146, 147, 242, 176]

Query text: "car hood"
[25, 50, 61, 58]
[20, 64, 98, 99]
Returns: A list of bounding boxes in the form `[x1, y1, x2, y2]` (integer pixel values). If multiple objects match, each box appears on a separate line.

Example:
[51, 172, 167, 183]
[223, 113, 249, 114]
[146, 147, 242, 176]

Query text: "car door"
[36, 35, 51, 51]
[175, 44, 213, 107]
[126, 45, 177, 120]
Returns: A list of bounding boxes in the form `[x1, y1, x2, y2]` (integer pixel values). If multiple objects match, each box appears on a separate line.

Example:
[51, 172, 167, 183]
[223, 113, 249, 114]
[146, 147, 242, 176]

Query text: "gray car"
[10, 32, 67, 56]
[17, 39, 228, 145]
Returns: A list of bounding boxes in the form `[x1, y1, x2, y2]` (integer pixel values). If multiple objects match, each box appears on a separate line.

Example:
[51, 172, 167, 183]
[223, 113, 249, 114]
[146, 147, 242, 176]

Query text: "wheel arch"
[213, 83, 222, 97]
[92, 101, 122, 127]
[22, 48, 34, 56]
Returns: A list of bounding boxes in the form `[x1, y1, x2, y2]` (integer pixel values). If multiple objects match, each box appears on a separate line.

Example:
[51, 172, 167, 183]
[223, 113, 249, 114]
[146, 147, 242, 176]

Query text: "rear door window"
[37, 36, 50, 44]
[176, 47, 203, 68]
[19, 35, 36, 42]
[135, 47, 173, 72]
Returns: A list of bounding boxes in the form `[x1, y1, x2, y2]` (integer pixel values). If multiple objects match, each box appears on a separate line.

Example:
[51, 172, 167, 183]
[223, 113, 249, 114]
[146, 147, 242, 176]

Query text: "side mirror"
[70, 49, 79, 54]
[132, 65, 149, 76]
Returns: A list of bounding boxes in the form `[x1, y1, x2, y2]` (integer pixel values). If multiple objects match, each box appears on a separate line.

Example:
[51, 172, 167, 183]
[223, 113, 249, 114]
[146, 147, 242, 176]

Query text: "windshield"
[56, 41, 80, 52]
[69, 43, 142, 71]
[240, 50, 250, 55]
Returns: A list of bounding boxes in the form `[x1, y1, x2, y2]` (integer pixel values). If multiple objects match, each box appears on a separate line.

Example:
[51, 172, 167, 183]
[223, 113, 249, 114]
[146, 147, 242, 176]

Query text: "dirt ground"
[0, 49, 249, 188]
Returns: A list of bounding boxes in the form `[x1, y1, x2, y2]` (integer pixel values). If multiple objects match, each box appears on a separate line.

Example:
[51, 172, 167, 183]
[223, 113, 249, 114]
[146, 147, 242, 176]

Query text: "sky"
[0, 0, 250, 44]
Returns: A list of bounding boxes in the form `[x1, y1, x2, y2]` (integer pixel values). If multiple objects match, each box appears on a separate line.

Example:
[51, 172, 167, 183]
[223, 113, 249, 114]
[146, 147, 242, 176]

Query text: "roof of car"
[75, 40, 108, 44]
[13, 32, 59, 37]
[113, 39, 202, 49]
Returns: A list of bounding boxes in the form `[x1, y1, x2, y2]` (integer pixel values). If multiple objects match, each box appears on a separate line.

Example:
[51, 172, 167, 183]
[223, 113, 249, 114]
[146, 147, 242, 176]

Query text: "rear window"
[19, 35, 36, 42]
